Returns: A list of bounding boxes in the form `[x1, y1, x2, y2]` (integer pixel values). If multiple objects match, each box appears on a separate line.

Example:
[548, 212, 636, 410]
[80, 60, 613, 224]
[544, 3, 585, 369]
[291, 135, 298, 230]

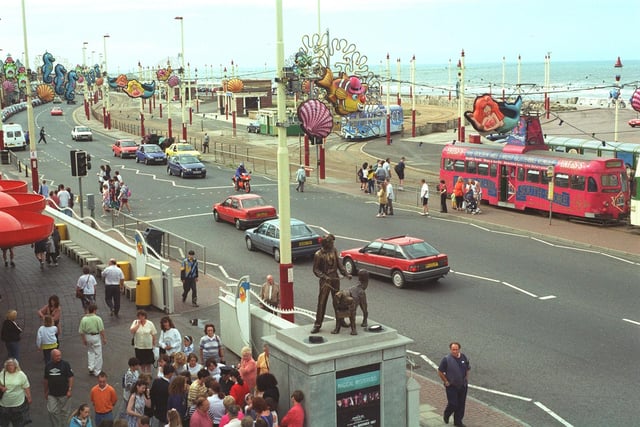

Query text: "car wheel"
[273, 248, 281, 263]
[245, 237, 255, 251]
[391, 270, 406, 289]
[136, 157, 140, 163]
[213, 210, 221, 222]
[89, 137, 93, 141]
[234, 219, 242, 230]
[343, 258, 357, 275]
[145, 159, 149, 165]
[167, 167, 172, 176]
[163, 160, 167, 165]
[180, 170, 184, 178]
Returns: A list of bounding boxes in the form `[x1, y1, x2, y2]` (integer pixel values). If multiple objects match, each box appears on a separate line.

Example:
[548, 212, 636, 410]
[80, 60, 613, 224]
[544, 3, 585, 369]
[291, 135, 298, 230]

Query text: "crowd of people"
[0, 291, 305, 427]
[99, 166, 132, 217]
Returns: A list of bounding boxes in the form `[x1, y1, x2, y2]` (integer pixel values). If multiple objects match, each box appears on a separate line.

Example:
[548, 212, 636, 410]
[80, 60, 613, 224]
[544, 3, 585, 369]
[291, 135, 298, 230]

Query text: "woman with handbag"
[76, 267, 97, 313]
[0, 358, 32, 427]
[1, 310, 23, 360]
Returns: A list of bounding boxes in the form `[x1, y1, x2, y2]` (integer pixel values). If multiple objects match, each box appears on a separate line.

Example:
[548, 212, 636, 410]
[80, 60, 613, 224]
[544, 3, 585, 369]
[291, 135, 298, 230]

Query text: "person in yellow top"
[256, 343, 270, 376]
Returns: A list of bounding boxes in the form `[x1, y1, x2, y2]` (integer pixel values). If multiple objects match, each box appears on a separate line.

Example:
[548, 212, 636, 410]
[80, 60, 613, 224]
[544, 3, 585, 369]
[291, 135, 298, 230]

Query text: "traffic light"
[70, 150, 78, 176]
[76, 150, 91, 176]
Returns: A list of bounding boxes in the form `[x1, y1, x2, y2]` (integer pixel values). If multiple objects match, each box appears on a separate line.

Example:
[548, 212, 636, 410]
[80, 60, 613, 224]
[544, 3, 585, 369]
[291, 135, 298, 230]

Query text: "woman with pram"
[463, 180, 481, 215]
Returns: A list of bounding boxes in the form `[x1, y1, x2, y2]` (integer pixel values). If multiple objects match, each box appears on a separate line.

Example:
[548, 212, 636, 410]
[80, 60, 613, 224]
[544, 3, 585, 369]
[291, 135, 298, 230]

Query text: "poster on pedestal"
[336, 363, 381, 427]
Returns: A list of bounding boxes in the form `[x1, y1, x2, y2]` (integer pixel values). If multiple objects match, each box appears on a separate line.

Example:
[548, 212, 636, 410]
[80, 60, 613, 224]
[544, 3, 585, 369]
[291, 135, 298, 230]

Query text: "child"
[183, 335, 194, 356]
[123, 357, 141, 405]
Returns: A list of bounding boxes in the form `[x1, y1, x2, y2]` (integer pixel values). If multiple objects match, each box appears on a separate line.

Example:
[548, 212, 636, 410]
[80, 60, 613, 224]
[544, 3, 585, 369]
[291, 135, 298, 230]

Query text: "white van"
[2, 124, 27, 150]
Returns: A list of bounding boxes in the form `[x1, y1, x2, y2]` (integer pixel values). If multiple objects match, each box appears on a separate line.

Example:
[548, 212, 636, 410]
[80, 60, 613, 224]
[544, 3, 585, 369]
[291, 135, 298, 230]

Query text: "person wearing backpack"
[295, 165, 307, 193]
[117, 182, 132, 215]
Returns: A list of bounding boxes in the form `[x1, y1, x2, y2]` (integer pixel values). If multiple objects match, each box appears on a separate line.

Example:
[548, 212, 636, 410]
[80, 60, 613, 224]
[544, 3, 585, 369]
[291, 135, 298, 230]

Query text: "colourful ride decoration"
[226, 78, 244, 93]
[464, 94, 522, 135]
[297, 99, 333, 142]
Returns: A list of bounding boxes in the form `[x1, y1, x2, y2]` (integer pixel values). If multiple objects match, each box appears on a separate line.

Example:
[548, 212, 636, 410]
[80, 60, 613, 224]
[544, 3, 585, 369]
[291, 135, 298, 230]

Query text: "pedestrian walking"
[69, 403, 95, 427]
[77, 266, 97, 313]
[102, 258, 124, 317]
[437, 341, 470, 427]
[439, 179, 448, 213]
[376, 181, 387, 217]
[117, 181, 132, 215]
[2, 247, 15, 267]
[420, 179, 430, 216]
[385, 179, 394, 215]
[394, 157, 406, 190]
[38, 126, 47, 144]
[158, 316, 182, 360]
[295, 165, 306, 192]
[1, 309, 23, 360]
[0, 358, 32, 427]
[130, 310, 157, 374]
[78, 304, 106, 376]
[36, 315, 59, 365]
[260, 274, 280, 314]
[90, 372, 117, 425]
[44, 349, 75, 427]
[180, 250, 199, 307]
[38, 179, 49, 196]
[203, 133, 210, 153]
[38, 295, 62, 333]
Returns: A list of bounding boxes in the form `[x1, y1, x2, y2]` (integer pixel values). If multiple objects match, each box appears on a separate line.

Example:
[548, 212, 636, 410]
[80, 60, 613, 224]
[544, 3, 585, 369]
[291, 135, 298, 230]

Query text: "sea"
[234, 59, 640, 104]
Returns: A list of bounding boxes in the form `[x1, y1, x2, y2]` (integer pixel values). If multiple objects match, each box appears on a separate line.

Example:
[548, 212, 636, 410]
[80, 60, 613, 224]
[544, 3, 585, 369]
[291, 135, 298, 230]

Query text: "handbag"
[75, 287, 84, 299]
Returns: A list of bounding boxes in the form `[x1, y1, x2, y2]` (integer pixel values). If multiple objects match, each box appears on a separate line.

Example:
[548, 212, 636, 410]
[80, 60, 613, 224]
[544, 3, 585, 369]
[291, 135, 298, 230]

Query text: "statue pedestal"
[264, 322, 413, 427]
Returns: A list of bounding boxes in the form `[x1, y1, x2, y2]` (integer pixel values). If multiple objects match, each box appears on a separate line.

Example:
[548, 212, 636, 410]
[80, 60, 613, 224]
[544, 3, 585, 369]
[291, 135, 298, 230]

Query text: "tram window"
[601, 174, 620, 187]
[444, 159, 454, 171]
[467, 161, 477, 174]
[517, 167, 525, 181]
[587, 177, 598, 192]
[454, 160, 465, 172]
[489, 164, 498, 177]
[555, 173, 569, 188]
[478, 163, 489, 176]
[570, 175, 585, 190]
[541, 173, 551, 184]
[526, 169, 540, 183]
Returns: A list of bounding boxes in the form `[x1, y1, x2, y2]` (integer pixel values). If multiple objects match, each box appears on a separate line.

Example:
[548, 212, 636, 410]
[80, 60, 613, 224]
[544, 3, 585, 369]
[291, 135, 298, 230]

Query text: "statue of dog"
[332, 290, 357, 335]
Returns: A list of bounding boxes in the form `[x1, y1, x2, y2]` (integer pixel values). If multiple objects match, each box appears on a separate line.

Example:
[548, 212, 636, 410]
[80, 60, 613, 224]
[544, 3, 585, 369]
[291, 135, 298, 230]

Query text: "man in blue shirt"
[438, 342, 470, 426]
[181, 250, 199, 307]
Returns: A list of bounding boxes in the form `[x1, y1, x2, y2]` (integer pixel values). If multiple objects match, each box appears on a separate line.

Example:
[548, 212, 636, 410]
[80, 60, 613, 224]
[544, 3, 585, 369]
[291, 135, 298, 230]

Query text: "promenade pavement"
[3, 100, 638, 426]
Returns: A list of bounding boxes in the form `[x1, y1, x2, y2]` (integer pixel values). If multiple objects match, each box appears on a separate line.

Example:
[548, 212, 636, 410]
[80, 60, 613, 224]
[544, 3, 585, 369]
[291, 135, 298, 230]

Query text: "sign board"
[336, 363, 381, 427]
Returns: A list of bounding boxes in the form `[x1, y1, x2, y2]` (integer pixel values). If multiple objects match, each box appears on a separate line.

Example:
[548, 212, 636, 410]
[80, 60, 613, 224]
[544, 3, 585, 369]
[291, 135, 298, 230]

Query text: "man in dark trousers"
[38, 126, 47, 143]
[150, 365, 174, 426]
[437, 342, 470, 426]
[44, 349, 75, 427]
[181, 250, 199, 307]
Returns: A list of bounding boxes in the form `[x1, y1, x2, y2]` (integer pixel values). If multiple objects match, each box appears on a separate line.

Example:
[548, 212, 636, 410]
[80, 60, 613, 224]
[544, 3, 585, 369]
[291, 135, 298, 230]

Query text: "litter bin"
[0, 150, 9, 165]
[143, 227, 163, 257]
[117, 261, 132, 281]
[135, 276, 152, 308]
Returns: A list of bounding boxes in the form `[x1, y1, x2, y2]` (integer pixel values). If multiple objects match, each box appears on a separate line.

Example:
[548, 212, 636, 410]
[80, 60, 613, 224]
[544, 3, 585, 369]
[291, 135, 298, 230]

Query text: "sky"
[1, 0, 638, 78]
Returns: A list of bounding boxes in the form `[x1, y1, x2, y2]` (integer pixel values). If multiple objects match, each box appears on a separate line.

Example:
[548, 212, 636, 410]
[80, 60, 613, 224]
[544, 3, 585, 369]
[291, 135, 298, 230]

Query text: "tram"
[440, 117, 630, 222]
[340, 104, 404, 140]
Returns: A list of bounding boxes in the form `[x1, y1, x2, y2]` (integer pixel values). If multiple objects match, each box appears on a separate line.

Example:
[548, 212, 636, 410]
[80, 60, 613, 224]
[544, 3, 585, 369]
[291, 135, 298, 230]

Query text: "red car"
[628, 118, 640, 128]
[50, 107, 63, 116]
[112, 139, 138, 158]
[340, 235, 450, 288]
[212, 194, 277, 230]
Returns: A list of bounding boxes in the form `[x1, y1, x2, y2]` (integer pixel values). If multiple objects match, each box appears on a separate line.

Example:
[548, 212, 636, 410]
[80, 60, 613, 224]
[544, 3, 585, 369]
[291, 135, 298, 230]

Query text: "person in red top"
[228, 369, 250, 410]
[280, 390, 305, 427]
[90, 371, 118, 425]
[190, 396, 213, 427]
[238, 346, 257, 392]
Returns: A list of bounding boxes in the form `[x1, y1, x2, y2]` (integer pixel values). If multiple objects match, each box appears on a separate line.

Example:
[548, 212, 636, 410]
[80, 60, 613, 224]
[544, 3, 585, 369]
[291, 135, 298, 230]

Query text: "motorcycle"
[232, 172, 252, 193]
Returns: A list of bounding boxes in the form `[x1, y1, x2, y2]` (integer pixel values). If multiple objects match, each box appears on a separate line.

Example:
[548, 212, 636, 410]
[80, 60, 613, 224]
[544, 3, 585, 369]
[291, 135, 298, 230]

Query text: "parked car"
[112, 139, 138, 158]
[244, 218, 321, 262]
[167, 154, 206, 178]
[628, 118, 640, 128]
[213, 194, 277, 230]
[136, 143, 167, 165]
[165, 142, 201, 159]
[340, 235, 449, 289]
[50, 107, 63, 116]
[71, 126, 93, 141]
[247, 121, 261, 133]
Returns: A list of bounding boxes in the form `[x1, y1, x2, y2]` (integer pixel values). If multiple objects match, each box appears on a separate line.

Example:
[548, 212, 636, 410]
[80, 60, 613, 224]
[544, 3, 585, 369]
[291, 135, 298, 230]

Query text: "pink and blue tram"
[440, 143, 630, 221]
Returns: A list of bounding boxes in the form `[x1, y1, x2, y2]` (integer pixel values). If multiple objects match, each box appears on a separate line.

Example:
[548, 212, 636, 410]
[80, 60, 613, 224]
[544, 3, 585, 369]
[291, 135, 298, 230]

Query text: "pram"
[463, 189, 480, 214]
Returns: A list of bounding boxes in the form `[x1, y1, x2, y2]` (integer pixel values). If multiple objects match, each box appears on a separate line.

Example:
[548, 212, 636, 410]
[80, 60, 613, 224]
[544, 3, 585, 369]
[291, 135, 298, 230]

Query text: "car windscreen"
[145, 145, 162, 153]
[178, 155, 199, 164]
[177, 144, 196, 151]
[242, 198, 266, 208]
[121, 140, 136, 147]
[402, 241, 441, 259]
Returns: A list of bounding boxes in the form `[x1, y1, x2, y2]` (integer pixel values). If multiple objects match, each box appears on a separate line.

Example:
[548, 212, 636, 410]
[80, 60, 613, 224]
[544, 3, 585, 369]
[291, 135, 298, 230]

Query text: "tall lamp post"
[103, 34, 110, 129]
[83, 42, 90, 120]
[175, 16, 187, 140]
[20, 0, 39, 191]
[614, 56, 623, 142]
[457, 49, 465, 142]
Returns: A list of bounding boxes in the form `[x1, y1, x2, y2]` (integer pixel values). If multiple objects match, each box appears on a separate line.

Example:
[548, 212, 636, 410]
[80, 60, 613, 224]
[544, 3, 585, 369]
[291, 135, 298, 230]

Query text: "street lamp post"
[614, 56, 623, 142]
[187, 62, 192, 125]
[457, 49, 465, 142]
[83, 42, 90, 120]
[20, 0, 39, 192]
[195, 67, 199, 113]
[175, 16, 187, 140]
[103, 34, 110, 129]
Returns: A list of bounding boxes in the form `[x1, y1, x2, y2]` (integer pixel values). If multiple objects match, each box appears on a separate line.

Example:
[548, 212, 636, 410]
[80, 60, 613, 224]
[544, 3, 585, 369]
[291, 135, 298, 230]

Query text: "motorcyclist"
[234, 162, 248, 189]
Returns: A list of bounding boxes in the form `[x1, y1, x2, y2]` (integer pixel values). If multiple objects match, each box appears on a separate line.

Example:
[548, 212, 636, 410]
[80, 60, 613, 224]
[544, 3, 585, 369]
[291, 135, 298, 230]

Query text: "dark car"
[136, 144, 168, 165]
[244, 218, 321, 262]
[213, 194, 277, 230]
[340, 235, 449, 288]
[167, 154, 206, 178]
[247, 121, 260, 133]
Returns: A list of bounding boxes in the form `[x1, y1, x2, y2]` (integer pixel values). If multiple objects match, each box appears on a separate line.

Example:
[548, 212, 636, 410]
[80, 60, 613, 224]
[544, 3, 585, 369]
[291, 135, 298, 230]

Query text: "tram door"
[499, 165, 516, 203]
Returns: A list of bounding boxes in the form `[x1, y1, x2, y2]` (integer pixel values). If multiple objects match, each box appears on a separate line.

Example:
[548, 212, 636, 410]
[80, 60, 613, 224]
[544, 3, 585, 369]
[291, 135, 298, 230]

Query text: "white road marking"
[534, 401, 574, 427]
[147, 212, 212, 223]
[501, 281, 538, 298]
[623, 318, 640, 326]
[538, 295, 557, 300]
[453, 271, 500, 283]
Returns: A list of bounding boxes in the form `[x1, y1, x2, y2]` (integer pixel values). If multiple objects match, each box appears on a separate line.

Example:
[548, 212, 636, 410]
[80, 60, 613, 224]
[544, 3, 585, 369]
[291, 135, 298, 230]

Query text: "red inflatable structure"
[0, 180, 55, 248]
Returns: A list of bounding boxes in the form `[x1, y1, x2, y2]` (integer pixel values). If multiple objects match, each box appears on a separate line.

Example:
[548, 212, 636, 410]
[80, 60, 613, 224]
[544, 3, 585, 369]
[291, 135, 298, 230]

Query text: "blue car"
[244, 218, 322, 262]
[167, 154, 206, 178]
[136, 144, 167, 165]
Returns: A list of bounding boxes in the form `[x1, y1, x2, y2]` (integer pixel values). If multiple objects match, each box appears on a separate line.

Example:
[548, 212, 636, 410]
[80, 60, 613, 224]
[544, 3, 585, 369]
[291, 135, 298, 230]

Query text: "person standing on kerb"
[437, 341, 470, 426]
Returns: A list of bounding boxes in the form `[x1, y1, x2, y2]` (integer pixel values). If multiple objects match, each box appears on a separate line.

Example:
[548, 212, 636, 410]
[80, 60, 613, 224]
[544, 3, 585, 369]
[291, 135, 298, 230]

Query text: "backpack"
[394, 163, 401, 175]
[127, 188, 132, 198]
[68, 192, 74, 208]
